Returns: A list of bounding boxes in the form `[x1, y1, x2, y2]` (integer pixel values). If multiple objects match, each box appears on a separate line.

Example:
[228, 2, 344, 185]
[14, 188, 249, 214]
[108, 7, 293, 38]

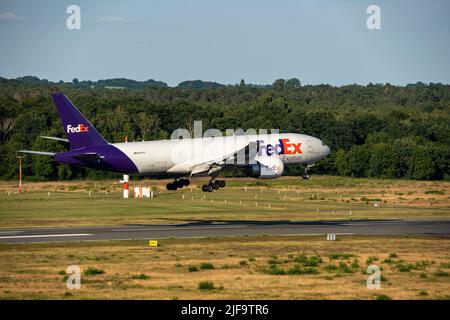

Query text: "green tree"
[346, 145, 370, 177]
[367, 143, 397, 178]
[334, 149, 350, 176]
[57, 164, 73, 180]
[1, 77, 449, 181]
[31, 153, 54, 180]
[408, 145, 436, 180]
[272, 79, 285, 91]
[285, 78, 301, 89]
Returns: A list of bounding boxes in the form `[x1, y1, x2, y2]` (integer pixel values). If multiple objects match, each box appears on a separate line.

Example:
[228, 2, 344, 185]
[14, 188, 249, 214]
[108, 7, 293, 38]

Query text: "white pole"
[19, 157, 22, 194]
[122, 174, 129, 198]
[122, 136, 130, 199]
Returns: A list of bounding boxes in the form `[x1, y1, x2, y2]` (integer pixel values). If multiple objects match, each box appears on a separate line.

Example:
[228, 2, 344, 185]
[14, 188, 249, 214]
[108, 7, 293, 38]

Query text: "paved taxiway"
[0, 219, 449, 244]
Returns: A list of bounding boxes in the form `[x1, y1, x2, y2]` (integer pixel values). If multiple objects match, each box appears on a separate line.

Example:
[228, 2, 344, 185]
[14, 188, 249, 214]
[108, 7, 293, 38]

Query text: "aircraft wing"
[188, 141, 258, 176]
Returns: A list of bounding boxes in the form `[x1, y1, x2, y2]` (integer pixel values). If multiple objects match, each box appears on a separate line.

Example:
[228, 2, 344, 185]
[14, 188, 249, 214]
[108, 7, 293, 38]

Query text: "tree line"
[0, 76, 449, 181]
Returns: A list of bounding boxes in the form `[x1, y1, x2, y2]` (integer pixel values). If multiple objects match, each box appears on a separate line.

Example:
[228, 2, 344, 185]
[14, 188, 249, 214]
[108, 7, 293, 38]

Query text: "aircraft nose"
[324, 145, 330, 156]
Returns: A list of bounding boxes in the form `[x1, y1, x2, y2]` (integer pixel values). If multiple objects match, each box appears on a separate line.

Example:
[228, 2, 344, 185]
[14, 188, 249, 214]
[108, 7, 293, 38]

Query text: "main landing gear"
[201, 180, 225, 192]
[166, 178, 190, 191]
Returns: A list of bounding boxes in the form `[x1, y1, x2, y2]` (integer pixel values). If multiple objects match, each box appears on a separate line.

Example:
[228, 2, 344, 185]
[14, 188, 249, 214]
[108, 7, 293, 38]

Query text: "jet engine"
[246, 157, 284, 179]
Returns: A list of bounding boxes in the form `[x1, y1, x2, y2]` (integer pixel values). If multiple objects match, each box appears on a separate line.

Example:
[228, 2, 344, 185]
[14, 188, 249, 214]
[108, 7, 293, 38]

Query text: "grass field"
[0, 235, 449, 299]
[0, 176, 449, 228]
[0, 176, 449, 300]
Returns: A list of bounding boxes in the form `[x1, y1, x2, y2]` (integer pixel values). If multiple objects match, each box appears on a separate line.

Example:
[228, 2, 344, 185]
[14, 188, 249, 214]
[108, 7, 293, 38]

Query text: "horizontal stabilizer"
[40, 136, 69, 143]
[17, 150, 56, 156]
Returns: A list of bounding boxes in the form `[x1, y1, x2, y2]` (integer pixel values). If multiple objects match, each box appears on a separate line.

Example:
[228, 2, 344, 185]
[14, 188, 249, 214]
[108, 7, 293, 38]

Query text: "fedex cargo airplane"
[19, 93, 330, 192]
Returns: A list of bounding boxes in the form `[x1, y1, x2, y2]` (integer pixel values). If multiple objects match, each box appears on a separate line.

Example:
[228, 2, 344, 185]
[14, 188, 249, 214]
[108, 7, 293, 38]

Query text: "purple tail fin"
[52, 93, 108, 150]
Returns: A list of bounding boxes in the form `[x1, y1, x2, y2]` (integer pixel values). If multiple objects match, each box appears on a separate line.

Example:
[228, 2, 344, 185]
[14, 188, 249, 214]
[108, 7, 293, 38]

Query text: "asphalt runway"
[0, 219, 449, 244]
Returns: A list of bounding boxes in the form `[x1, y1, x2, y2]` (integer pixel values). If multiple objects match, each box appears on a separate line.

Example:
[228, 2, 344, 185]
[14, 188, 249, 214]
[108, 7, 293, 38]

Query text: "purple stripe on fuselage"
[54, 144, 138, 174]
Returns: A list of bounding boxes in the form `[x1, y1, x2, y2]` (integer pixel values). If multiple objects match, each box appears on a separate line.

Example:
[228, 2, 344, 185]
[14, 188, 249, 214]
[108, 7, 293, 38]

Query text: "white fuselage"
[113, 133, 330, 176]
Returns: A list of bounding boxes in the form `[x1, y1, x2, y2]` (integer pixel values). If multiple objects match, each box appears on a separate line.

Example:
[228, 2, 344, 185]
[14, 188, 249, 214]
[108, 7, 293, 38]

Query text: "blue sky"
[0, 0, 449, 86]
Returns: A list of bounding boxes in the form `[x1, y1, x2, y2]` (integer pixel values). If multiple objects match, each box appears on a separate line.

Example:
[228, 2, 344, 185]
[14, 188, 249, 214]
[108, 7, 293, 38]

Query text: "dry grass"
[0, 235, 449, 300]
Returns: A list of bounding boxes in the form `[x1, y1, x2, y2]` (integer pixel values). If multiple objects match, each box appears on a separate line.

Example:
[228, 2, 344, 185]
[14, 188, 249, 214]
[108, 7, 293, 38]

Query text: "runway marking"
[0, 233, 92, 239]
[0, 231, 22, 235]
[274, 232, 355, 236]
[111, 226, 247, 232]
[341, 222, 408, 226]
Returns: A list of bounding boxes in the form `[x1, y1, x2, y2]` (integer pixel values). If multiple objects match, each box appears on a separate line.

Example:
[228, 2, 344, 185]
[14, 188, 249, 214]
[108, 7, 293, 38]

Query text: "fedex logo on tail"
[257, 139, 302, 156]
[67, 124, 89, 133]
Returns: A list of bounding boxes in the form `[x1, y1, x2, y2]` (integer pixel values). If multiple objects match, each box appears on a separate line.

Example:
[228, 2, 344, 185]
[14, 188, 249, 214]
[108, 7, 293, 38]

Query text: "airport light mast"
[16, 153, 24, 194]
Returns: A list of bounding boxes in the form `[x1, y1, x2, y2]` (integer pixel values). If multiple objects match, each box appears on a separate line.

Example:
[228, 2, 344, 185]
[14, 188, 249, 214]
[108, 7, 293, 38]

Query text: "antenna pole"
[16, 154, 25, 194]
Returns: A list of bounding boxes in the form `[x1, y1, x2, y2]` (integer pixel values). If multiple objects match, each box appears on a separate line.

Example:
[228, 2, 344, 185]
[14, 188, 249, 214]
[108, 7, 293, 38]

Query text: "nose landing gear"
[302, 164, 314, 180]
[166, 178, 190, 191]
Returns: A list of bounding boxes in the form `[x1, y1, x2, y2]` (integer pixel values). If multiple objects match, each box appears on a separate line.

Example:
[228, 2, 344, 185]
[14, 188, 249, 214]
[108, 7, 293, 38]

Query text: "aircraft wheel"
[175, 180, 184, 188]
[207, 184, 214, 192]
[217, 180, 225, 188]
[166, 183, 175, 191]
[202, 185, 208, 192]
[183, 179, 190, 187]
[302, 174, 310, 180]
[212, 182, 220, 190]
